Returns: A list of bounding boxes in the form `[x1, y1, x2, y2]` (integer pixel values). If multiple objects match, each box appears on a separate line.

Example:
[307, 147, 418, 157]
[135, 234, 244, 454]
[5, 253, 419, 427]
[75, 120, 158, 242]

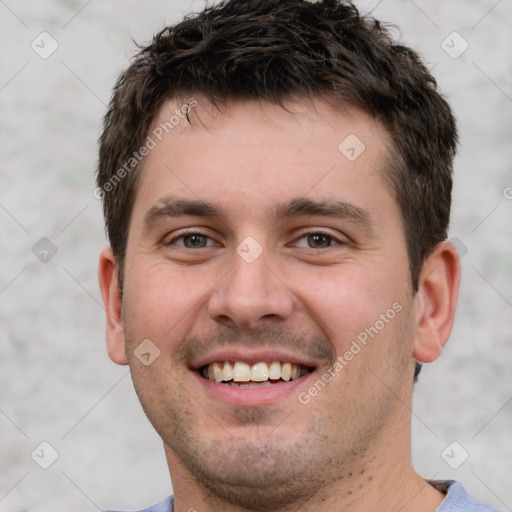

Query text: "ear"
[412, 241, 461, 363]
[98, 247, 128, 365]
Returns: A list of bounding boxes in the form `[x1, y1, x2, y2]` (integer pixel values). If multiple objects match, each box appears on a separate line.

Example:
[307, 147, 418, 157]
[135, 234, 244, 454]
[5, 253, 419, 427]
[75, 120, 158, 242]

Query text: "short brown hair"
[97, 0, 457, 294]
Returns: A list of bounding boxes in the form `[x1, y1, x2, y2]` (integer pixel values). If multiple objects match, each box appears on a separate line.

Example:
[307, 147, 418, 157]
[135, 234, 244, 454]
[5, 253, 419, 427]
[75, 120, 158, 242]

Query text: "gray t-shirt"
[104, 480, 501, 511]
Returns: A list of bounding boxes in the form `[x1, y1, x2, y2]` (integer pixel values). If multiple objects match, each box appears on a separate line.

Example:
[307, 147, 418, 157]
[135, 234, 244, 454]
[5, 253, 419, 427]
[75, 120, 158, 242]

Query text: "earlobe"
[412, 241, 461, 363]
[98, 247, 128, 365]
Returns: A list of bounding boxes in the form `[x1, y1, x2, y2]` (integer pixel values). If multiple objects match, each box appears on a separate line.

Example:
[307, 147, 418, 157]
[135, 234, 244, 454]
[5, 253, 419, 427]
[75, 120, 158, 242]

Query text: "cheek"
[289, 261, 409, 343]
[122, 261, 222, 344]
[288, 260, 416, 391]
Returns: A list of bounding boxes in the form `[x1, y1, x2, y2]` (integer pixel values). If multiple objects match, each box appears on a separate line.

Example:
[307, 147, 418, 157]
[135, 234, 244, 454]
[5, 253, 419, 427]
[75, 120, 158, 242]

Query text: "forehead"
[150, 95, 390, 154]
[133, 96, 396, 226]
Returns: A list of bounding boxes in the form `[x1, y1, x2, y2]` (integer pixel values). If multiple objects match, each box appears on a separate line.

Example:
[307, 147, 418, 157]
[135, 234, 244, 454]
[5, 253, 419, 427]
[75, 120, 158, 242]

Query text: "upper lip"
[190, 348, 318, 370]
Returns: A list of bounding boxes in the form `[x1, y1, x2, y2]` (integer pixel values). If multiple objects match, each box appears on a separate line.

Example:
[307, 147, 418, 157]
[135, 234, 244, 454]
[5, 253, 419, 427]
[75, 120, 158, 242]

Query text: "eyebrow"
[142, 196, 374, 234]
[143, 197, 226, 232]
[272, 198, 374, 232]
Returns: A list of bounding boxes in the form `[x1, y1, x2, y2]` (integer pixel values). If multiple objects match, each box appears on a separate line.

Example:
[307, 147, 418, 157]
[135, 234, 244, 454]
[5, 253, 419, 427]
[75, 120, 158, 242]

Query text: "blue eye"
[170, 233, 214, 248]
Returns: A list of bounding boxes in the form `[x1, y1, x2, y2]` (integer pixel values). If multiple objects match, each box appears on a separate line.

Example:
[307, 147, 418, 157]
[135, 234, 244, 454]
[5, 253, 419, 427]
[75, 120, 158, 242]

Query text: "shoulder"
[437, 481, 502, 511]
[103, 494, 174, 512]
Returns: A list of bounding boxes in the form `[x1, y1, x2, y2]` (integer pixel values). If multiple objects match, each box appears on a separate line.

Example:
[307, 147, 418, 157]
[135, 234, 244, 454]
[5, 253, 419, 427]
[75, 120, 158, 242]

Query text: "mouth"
[199, 361, 315, 388]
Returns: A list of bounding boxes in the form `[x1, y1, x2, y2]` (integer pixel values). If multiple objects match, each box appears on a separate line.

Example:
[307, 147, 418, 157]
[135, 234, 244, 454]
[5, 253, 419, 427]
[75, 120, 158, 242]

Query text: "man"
[96, 1, 500, 511]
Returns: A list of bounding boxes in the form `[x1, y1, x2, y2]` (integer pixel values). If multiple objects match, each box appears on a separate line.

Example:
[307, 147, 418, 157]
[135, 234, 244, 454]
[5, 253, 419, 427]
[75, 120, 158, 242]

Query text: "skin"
[99, 97, 460, 512]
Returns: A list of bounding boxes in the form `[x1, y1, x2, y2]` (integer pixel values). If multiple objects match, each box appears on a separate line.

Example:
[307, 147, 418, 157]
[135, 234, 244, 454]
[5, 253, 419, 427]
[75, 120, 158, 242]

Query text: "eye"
[168, 232, 216, 248]
[293, 232, 340, 249]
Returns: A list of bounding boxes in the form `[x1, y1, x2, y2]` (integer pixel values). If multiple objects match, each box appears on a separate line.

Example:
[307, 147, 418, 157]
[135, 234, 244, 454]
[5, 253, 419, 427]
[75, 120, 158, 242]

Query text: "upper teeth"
[204, 361, 306, 383]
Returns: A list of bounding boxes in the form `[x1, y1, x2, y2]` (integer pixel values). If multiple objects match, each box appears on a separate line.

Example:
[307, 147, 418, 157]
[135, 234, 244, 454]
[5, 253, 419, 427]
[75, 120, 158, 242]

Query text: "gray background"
[0, 0, 511, 510]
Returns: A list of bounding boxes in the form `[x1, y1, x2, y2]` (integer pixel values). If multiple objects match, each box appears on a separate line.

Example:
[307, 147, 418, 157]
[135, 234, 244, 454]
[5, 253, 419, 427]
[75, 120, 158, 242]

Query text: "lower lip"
[192, 371, 313, 407]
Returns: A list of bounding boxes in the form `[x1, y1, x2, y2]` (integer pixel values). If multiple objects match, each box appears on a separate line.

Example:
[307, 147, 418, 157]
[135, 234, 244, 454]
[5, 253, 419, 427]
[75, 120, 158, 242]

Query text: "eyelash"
[165, 229, 344, 249]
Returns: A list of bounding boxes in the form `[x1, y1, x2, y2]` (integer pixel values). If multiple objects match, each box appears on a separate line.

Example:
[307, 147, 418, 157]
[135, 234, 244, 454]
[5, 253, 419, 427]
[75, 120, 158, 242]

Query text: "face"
[116, 98, 420, 507]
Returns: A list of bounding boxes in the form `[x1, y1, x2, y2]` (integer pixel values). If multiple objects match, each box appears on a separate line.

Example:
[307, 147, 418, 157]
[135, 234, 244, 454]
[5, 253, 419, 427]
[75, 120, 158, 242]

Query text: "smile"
[200, 361, 314, 388]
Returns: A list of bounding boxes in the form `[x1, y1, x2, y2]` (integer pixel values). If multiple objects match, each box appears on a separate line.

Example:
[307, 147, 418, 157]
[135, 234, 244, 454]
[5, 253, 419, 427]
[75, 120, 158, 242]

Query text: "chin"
[168, 430, 329, 509]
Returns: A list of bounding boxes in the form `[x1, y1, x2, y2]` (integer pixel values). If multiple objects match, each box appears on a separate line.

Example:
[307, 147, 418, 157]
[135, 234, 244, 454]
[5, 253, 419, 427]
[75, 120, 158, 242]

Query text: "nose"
[207, 246, 294, 329]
